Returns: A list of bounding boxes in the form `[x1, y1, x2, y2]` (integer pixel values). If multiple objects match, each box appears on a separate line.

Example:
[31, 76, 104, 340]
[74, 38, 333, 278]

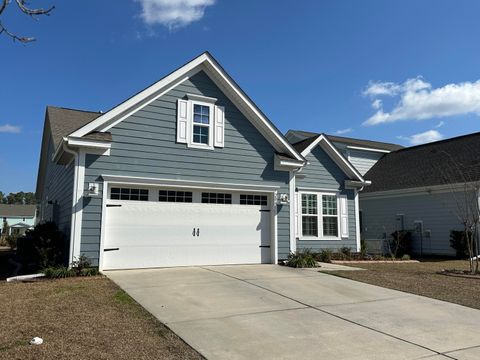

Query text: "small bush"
[44, 266, 76, 278]
[5, 235, 18, 249]
[450, 230, 471, 259]
[389, 230, 412, 258]
[286, 249, 317, 268]
[316, 249, 332, 263]
[339, 246, 352, 260]
[43, 255, 99, 278]
[360, 239, 368, 259]
[401, 254, 411, 261]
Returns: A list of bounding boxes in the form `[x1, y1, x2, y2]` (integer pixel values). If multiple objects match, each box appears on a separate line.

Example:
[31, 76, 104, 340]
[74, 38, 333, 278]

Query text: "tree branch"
[0, 21, 34, 42]
[14, 0, 54, 17]
[0, 0, 8, 16]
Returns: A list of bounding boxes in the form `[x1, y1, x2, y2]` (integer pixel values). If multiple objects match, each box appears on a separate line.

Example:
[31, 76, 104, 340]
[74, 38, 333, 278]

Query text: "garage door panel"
[103, 198, 271, 270]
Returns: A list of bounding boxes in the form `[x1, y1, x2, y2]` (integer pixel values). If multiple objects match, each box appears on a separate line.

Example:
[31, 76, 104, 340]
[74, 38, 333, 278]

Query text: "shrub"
[286, 249, 317, 268]
[317, 249, 332, 263]
[339, 246, 352, 260]
[360, 239, 368, 259]
[23, 222, 67, 268]
[388, 230, 412, 259]
[401, 254, 411, 261]
[44, 266, 76, 278]
[43, 255, 99, 278]
[5, 234, 18, 249]
[450, 230, 471, 259]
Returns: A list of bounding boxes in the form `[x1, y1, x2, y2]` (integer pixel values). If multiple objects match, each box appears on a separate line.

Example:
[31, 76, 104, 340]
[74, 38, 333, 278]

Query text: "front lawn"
[0, 276, 203, 360]
[327, 259, 480, 310]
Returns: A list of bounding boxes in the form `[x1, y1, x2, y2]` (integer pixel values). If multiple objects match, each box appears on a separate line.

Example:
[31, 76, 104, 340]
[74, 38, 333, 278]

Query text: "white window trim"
[188, 100, 214, 150]
[298, 191, 341, 241]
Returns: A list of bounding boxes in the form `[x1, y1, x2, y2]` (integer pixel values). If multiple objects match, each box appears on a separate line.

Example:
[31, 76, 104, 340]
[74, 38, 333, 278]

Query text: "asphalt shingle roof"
[46, 106, 102, 149]
[0, 204, 36, 217]
[363, 132, 480, 193]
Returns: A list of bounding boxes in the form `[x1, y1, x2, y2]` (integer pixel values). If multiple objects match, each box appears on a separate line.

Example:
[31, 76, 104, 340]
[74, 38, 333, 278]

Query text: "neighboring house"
[286, 130, 403, 175]
[35, 52, 369, 270]
[360, 132, 480, 256]
[0, 204, 36, 236]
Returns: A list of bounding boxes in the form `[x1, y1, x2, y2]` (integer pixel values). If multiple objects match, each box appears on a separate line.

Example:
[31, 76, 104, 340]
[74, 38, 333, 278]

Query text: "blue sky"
[1, 0, 480, 193]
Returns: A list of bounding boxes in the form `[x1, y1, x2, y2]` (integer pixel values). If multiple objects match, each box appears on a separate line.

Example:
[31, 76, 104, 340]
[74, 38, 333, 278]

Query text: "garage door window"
[159, 190, 193, 203]
[201, 192, 232, 204]
[111, 187, 149, 201]
[240, 194, 268, 206]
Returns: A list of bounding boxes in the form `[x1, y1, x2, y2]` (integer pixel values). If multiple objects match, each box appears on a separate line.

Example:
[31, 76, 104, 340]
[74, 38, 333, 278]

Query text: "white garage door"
[102, 187, 272, 270]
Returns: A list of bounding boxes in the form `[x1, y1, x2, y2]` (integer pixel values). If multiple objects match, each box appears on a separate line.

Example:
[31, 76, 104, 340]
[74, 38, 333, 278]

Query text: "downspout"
[63, 140, 79, 266]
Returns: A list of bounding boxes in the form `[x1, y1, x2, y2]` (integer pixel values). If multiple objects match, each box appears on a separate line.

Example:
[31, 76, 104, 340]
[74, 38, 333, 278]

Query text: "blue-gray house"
[36, 52, 376, 270]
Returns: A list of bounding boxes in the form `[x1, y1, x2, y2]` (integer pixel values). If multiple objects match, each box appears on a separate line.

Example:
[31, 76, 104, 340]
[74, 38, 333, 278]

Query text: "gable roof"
[35, 107, 102, 197]
[47, 106, 102, 150]
[363, 132, 480, 193]
[292, 134, 367, 183]
[286, 130, 403, 152]
[67, 51, 303, 162]
[0, 204, 36, 217]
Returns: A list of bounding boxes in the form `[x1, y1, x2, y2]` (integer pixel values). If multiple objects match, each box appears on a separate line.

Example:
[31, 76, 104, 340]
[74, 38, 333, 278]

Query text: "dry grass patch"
[327, 259, 480, 310]
[0, 276, 203, 360]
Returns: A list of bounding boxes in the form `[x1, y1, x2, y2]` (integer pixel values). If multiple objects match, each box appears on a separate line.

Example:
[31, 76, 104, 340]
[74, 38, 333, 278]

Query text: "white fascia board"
[67, 137, 112, 150]
[274, 154, 305, 171]
[346, 145, 391, 153]
[301, 135, 365, 182]
[101, 174, 280, 192]
[67, 52, 303, 162]
[345, 180, 372, 188]
[186, 93, 217, 103]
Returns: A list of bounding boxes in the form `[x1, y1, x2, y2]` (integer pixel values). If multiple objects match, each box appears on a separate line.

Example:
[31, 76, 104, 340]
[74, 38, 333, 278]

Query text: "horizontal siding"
[40, 136, 74, 261]
[360, 191, 470, 256]
[81, 70, 290, 265]
[348, 150, 382, 176]
[296, 146, 358, 251]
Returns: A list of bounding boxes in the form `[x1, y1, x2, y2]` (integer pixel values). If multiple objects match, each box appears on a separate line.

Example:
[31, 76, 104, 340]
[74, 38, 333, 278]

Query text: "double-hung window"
[192, 103, 212, 147]
[300, 192, 340, 239]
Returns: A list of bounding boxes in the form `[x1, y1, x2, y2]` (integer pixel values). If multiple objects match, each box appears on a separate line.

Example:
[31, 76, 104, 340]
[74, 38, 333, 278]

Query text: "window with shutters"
[177, 97, 225, 150]
[299, 192, 341, 240]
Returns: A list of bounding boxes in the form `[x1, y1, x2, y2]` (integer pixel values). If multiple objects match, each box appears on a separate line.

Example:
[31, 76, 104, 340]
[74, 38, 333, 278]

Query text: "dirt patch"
[327, 259, 480, 310]
[0, 276, 203, 360]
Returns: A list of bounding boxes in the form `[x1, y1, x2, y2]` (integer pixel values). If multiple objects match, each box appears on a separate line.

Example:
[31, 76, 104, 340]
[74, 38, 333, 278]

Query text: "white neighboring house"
[0, 204, 36, 236]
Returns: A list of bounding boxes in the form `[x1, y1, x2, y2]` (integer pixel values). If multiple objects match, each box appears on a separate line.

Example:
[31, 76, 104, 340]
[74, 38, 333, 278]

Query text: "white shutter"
[294, 192, 299, 238]
[176, 99, 189, 144]
[339, 195, 349, 238]
[214, 105, 225, 148]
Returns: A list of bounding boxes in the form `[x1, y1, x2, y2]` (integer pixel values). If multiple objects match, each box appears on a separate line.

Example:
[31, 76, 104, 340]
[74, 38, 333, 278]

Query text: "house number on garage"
[192, 228, 200, 237]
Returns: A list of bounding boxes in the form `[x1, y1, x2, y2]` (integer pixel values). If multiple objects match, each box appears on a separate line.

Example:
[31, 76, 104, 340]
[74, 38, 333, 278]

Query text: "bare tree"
[0, 0, 54, 43]
[436, 149, 480, 274]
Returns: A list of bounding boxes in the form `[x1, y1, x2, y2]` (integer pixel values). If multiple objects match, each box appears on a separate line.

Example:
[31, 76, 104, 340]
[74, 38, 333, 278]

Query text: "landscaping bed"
[327, 259, 480, 310]
[331, 259, 419, 264]
[0, 276, 203, 360]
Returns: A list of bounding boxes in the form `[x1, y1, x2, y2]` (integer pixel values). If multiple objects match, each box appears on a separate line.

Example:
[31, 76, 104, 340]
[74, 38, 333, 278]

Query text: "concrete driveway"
[106, 265, 480, 360]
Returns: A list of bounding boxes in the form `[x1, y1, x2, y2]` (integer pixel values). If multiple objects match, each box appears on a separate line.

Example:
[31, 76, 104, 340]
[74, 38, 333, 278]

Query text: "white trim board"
[346, 145, 390, 154]
[101, 174, 280, 192]
[67, 52, 303, 162]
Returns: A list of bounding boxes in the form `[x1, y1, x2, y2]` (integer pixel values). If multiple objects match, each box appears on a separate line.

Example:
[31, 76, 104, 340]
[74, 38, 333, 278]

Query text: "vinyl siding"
[81, 70, 291, 265]
[295, 146, 358, 251]
[348, 149, 382, 176]
[40, 136, 74, 248]
[360, 191, 472, 256]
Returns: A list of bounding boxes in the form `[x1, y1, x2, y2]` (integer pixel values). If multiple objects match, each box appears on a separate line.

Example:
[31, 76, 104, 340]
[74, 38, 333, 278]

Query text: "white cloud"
[0, 124, 21, 133]
[371, 99, 382, 110]
[397, 129, 443, 146]
[363, 77, 480, 126]
[435, 120, 445, 128]
[136, 0, 215, 29]
[335, 128, 353, 135]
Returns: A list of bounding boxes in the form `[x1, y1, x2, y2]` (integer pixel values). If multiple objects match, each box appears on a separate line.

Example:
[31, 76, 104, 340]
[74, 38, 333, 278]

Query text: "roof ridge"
[47, 105, 101, 114]
[392, 131, 480, 153]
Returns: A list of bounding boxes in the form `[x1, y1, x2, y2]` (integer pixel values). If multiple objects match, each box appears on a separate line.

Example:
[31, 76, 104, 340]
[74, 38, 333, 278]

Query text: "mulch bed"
[0, 276, 203, 360]
[438, 269, 480, 279]
[326, 259, 480, 310]
[331, 260, 419, 264]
